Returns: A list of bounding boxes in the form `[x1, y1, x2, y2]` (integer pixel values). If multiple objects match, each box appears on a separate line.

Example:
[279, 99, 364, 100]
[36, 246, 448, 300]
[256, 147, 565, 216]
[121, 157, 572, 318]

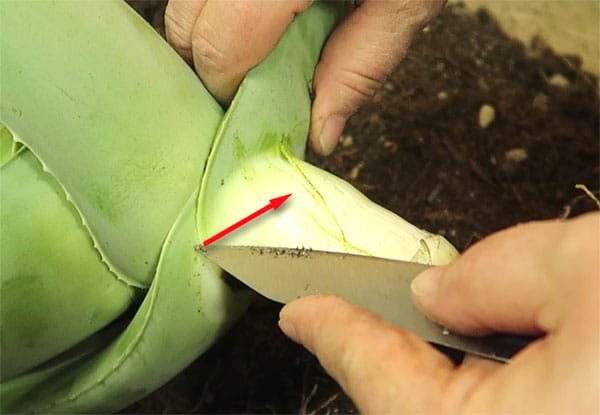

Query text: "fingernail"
[278, 317, 298, 342]
[411, 267, 445, 300]
[319, 115, 346, 155]
[278, 305, 299, 341]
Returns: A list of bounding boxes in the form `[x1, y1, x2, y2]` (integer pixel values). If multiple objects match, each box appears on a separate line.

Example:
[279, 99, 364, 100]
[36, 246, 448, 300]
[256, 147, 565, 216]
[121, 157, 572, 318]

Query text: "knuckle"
[164, 7, 192, 53]
[191, 23, 228, 72]
[395, 0, 445, 28]
[337, 67, 386, 103]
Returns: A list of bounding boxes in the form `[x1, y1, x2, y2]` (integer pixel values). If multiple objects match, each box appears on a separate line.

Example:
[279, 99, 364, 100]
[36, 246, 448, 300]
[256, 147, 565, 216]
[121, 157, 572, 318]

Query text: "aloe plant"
[0, 1, 457, 412]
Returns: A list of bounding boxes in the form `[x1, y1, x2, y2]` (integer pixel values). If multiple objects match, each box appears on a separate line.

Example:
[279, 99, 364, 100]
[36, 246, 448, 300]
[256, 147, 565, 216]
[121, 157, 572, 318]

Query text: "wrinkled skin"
[279, 213, 600, 414]
[165, 0, 445, 155]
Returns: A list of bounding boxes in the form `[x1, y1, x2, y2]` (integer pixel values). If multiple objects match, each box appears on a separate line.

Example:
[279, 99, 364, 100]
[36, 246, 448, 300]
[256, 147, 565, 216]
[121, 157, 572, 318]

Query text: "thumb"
[410, 213, 600, 336]
[309, 0, 444, 155]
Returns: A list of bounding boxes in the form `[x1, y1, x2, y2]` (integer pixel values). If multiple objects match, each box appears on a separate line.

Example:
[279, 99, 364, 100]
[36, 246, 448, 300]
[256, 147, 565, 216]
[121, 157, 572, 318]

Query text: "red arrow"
[202, 194, 292, 247]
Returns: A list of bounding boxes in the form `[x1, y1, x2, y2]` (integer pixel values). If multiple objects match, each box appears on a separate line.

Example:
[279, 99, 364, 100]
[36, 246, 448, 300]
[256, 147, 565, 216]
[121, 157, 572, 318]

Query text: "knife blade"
[203, 245, 532, 362]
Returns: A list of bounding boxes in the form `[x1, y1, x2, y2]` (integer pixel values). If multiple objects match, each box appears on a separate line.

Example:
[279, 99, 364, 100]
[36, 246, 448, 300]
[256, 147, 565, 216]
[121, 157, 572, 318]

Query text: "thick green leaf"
[1, 193, 252, 413]
[1, 2, 356, 412]
[1, 0, 244, 409]
[0, 148, 135, 381]
[0, 124, 22, 167]
[0, 0, 223, 286]
[196, 1, 458, 263]
[0, 318, 128, 410]
[197, 1, 342, 238]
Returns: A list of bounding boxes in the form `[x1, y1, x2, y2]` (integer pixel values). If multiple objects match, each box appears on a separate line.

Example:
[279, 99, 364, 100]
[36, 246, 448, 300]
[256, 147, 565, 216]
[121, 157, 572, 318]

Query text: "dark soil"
[126, 2, 599, 414]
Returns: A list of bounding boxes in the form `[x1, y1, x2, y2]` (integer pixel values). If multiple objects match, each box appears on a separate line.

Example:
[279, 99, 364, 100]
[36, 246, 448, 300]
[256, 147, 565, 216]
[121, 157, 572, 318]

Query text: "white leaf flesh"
[203, 146, 458, 266]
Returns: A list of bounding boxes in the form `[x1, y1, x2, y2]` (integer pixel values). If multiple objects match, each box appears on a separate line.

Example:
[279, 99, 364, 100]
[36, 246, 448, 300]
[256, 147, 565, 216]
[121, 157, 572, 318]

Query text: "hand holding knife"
[203, 245, 533, 362]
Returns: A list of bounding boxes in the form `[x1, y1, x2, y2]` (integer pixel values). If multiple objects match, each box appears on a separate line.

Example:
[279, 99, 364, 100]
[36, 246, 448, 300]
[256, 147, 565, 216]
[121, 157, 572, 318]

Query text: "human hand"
[278, 212, 600, 413]
[164, 0, 445, 155]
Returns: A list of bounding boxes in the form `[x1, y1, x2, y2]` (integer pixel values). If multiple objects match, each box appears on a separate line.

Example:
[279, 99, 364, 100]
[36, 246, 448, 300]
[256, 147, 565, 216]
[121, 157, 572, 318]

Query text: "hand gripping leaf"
[0, 1, 456, 412]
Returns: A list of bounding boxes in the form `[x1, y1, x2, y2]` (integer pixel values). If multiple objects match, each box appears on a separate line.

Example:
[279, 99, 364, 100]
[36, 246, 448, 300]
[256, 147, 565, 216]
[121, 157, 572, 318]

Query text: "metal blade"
[204, 245, 531, 362]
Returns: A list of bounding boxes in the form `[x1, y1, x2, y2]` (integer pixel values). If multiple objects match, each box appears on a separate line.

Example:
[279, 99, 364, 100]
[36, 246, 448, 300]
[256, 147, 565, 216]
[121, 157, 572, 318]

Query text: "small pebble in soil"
[349, 163, 363, 180]
[548, 73, 571, 88]
[437, 91, 449, 100]
[341, 135, 354, 147]
[498, 148, 529, 179]
[478, 104, 496, 128]
[505, 148, 528, 163]
[382, 140, 398, 152]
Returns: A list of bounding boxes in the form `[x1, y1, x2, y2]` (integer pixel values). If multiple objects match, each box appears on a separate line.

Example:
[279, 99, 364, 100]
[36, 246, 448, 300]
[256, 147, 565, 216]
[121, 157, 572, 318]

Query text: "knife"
[203, 245, 533, 362]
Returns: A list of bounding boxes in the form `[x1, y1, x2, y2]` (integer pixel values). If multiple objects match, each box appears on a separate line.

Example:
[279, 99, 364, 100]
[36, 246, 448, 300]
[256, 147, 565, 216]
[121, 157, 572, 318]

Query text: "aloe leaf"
[1, 0, 246, 410]
[197, 1, 342, 234]
[0, 124, 22, 167]
[2, 0, 454, 411]
[197, 2, 457, 263]
[0, 318, 128, 410]
[0, 144, 136, 382]
[1, 193, 252, 413]
[0, 0, 222, 286]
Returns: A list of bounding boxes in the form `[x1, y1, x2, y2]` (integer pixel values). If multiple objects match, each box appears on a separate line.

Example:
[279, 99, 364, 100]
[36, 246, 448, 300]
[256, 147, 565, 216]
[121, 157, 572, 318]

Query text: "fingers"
[411, 212, 600, 336]
[165, 0, 206, 61]
[166, 0, 444, 134]
[279, 215, 600, 414]
[309, 0, 445, 154]
[166, 0, 312, 105]
[279, 295, 458, 413]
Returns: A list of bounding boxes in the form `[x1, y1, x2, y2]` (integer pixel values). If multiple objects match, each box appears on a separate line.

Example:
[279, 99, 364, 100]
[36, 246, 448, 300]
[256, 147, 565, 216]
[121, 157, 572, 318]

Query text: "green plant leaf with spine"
[197, 4, 458, 264]
[0, 148, 135, 381]
[0, 1, 340, 412]
[1, 0, 222, 287]
[0, 0, 246, 412]
[0, 0, 457, 412]
[2, 193, 251, 413]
